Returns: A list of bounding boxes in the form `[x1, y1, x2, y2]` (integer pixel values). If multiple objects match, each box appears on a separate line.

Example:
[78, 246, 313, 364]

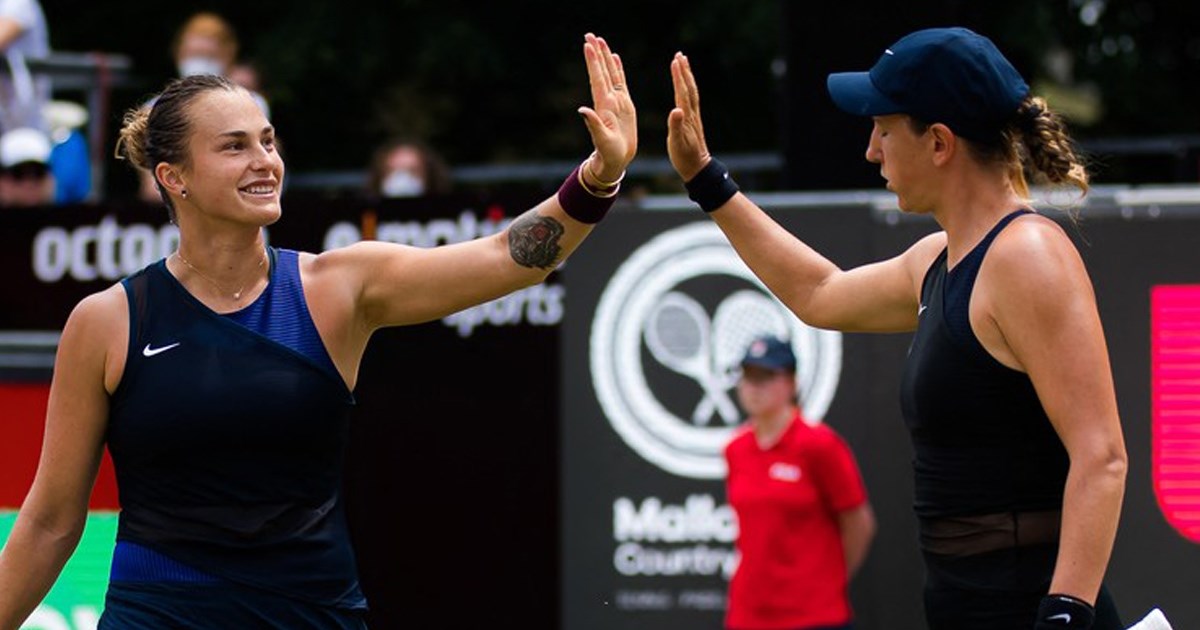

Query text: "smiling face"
[866, 113, 937, 213]
[175, 88, 284, 227]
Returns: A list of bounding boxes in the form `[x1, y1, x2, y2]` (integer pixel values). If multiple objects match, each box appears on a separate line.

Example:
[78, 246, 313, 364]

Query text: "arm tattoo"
[508, 212, 565, 269]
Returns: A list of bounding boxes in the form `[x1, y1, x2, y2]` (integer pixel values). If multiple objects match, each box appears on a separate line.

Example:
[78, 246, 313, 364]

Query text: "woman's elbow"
[1103, 446, 1128, 484]
[1076, 441, 1128, 487]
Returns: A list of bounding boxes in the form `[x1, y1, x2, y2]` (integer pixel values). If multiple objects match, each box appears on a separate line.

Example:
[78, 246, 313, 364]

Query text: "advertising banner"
[560, 203, 1200, 630]
[0, 192, 563, 630]
[560, 208, 880, 630]
[3, 194, 1199, 629]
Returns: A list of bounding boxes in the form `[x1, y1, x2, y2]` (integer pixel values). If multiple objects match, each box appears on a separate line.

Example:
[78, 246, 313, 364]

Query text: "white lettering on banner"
[69, 225, 96, 281]
[19, 603, 99, 630]
[321, 211, 564, 337]
[323, 222, 363, 251]
[31, 227, 68, 282]
[613, 542, 737, 578]
[613, 590, 673, 610]
[443, 284, 564, 338]
[324, 211, 510, 250]
[69, 606, 99, 630]
[677, 589, 726, 610]
[612, 495, 735, 543]
[32, 217, 180, 283]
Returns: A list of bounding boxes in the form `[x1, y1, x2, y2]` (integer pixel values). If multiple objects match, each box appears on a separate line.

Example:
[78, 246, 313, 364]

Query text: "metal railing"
[285, 153, 785, 193]
[284, 136, 1200, 195]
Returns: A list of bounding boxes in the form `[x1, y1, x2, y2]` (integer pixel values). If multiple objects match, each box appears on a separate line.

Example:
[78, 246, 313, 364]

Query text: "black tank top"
[899, 210, 1069, 518]
[107, 251, 366, 609]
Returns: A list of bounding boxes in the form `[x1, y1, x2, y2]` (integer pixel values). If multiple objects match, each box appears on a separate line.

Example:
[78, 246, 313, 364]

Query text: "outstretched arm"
[314, 33, 637, 335]
[667, 51, 940, 333]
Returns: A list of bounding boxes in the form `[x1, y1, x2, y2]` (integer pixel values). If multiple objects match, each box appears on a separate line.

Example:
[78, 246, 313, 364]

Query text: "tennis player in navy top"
[666, 27, 1127, 629]
[0, 32, 636, 629]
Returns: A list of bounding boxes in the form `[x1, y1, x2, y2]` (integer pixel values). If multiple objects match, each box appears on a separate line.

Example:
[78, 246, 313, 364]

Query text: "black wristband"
[1034, 594, 1096, 629]
[685, 158, 739, 213]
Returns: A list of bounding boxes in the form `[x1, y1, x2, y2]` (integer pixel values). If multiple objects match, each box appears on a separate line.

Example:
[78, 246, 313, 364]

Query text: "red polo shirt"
[724, 411, 867, 630]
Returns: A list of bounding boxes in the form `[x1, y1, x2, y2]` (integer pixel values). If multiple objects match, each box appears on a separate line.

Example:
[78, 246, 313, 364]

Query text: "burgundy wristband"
[557, 164, 617, 224]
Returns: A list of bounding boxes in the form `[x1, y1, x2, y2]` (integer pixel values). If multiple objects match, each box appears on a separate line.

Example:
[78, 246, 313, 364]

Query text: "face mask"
[381, 170, 426, 198]
[178, 56, 226, 78]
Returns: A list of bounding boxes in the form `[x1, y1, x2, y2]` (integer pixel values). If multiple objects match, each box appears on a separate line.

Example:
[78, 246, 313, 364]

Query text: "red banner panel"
[0, 383, 118, 510]
[1151, 285, 1200, 543]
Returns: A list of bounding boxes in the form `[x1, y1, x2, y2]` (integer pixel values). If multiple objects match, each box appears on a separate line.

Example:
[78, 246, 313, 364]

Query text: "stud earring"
[181, 189, 188, 198]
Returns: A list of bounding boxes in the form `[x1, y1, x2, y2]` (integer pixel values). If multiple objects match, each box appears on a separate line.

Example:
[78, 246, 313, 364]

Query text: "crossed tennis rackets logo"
[590, 222, 843, 479]
[644, 289, 791, 426]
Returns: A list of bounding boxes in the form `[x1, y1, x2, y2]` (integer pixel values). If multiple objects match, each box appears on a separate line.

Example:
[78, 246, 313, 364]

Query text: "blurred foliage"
[42, 0, 1200, 195]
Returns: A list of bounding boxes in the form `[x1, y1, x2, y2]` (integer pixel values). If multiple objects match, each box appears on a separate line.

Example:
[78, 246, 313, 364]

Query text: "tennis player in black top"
[666, 27, 1127, 629]
[0, 32, 636, 628]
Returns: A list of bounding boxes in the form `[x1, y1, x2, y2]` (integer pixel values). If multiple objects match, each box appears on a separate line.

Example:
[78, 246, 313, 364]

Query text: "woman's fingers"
[580, 33, 637, 173]
[584, 34, 610, 102]
[668, 51, 709, 180]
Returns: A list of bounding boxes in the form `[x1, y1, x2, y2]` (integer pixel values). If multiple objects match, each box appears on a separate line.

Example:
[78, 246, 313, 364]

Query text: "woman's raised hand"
[577, 33, 637, 182]
[667, 51, 712, 182]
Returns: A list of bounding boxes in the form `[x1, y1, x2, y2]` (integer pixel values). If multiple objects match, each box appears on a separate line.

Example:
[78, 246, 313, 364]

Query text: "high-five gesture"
[578, 33, 637, 183]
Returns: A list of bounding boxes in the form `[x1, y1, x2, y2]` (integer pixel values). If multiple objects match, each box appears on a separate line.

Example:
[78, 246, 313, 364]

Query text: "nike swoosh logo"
[143, 342, 181, 357]
[1047, 613, 1072, 623]
[918, 304, 927, 316]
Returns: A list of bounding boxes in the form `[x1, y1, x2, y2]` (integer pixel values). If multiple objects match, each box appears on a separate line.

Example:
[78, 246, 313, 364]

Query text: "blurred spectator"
[0, 125, 52, 206]
[724, 334, 875, 630]
[229, 58, 267, 102]
[365, 137, 452, 199]
[0, 0, 50, 133]
[43, 99, 91, 203]
[0, 123, 89, 206]
[171, 11, 269, 117]
[139, 11, 270, 203]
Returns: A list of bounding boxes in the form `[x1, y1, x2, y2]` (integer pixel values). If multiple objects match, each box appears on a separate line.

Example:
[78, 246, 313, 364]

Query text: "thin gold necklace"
[174, 249, 267, 301]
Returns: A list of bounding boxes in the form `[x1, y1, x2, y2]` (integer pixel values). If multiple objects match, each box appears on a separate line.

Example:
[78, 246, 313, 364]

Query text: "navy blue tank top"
[899, 210, 1069, 518]
[107, 247, 366, 610]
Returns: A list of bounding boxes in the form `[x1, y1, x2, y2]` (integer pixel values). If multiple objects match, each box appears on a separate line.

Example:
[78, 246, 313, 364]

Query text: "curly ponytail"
[1009, 96, 1089, 199]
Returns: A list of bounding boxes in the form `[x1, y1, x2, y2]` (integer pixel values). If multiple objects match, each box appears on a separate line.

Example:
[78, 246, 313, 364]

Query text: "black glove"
[1034, 594, 1095, 629]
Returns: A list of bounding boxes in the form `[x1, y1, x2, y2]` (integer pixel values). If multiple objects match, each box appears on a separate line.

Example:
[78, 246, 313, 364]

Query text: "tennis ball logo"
[590, 222, 842, 479]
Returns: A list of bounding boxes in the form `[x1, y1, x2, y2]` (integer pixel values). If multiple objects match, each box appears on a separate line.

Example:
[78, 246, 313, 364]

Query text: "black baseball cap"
[826, 27, 1029, 143]
[740, 335, 796, 372]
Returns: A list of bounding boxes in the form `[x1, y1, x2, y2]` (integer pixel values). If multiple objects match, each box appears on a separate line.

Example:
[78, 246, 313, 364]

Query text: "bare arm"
[710, 196, 945, 332]
[666, 51, 943, 332]
[0, 287, 124, 629]
[0, 17, 24, 51]
[312, 32, 636, 334]
[317, 201, 597, 330]
[980, 217, 1127, 605]
[838, 502, 876, 579]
